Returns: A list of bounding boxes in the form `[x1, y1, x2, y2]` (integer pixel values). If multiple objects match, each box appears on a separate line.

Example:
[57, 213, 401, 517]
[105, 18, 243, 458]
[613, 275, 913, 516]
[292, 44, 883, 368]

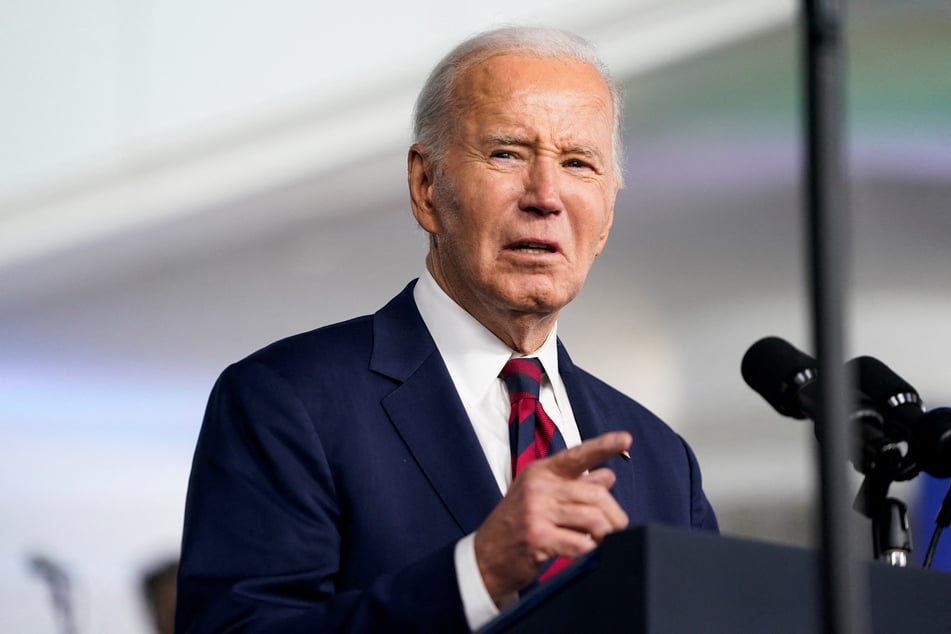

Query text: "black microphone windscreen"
[849, 356, 919, 405]
[741, 336, 816, 419]
[917, 408, 951, 479]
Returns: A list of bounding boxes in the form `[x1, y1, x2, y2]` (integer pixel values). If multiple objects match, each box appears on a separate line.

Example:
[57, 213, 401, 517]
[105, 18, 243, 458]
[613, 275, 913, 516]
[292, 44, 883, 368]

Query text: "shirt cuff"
[454, 533, 501, 631]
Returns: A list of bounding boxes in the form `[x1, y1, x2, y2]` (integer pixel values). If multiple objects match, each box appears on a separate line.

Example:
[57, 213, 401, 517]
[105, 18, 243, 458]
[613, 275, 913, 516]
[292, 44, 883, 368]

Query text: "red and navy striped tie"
[500, 357, 572, 584]
[501, 357, 567, 477]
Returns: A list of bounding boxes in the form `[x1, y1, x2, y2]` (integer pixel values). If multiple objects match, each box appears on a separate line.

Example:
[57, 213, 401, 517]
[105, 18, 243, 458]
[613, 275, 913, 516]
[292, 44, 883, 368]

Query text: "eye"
[564, 158, 593, 170]
[491, 150, 517, 160]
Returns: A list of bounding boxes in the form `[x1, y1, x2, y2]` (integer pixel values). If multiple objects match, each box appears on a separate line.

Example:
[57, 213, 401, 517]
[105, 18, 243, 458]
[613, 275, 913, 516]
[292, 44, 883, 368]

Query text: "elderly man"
[176, 26, 717, 634]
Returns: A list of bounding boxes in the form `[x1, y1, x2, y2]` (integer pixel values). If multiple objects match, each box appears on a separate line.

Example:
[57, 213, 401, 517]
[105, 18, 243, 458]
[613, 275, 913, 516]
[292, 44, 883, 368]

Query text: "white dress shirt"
[413, 270, 583, 631]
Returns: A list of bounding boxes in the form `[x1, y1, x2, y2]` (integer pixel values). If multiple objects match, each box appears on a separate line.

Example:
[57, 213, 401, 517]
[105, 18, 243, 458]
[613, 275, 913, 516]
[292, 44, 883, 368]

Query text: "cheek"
[575, 205, 611, 241]
[453, 200, 506, 245]
[467, 170, 523, 207]
[588, 194, 614, 240]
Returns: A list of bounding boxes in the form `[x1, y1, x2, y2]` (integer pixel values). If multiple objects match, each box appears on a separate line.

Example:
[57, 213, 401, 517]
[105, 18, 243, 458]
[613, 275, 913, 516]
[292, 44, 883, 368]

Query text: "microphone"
[914, 408, 951, 479]
[740, 336, 817, 419]
[850, 356, 951, 478]
[741, 337, 902, 476]
[848, 356, 924, 440]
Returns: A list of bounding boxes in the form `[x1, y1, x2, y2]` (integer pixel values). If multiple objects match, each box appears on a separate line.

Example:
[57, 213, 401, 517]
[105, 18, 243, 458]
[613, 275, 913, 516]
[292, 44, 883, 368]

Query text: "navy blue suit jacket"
[176, 281, 718, 633]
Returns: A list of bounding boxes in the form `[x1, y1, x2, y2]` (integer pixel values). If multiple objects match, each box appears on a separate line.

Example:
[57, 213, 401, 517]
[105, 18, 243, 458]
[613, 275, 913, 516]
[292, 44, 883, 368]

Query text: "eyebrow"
[566, 145, 604, 162]
[484, 133, 532, 147]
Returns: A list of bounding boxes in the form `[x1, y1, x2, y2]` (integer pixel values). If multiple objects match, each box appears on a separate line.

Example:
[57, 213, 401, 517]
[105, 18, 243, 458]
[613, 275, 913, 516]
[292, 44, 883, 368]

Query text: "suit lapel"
[371, 282, 502, 535]
[558, 341, 638, 517]
[367, 284, 636, 532]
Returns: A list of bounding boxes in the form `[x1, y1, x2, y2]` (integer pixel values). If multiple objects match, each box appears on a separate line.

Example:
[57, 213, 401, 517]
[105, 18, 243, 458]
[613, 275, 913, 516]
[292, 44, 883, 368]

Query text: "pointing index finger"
[548, 431, 632, 477]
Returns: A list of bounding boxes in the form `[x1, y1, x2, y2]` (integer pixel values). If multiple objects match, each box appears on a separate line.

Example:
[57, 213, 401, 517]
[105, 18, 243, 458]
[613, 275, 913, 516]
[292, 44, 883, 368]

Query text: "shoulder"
[563, 359, 697, 462]
[568, 364, 660, 422]
[223, 280, 422, 385]
[564, 361, 671, 436]
[205, 315, 377, 418]
[244, 314, 375, 373]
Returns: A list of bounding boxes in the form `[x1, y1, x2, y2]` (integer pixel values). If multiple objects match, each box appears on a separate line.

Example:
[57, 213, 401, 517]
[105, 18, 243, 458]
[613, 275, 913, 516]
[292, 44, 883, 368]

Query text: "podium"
[480, 525, 951, 633]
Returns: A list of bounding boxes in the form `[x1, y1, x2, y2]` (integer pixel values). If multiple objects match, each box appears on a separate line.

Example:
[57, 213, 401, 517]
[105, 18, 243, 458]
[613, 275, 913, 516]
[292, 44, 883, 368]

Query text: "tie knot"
[501, 357, 543, 401]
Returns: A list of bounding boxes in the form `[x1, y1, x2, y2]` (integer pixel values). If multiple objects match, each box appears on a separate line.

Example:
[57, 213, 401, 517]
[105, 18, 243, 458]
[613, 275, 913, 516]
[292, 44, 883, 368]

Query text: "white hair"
[412, 26, 625, 186]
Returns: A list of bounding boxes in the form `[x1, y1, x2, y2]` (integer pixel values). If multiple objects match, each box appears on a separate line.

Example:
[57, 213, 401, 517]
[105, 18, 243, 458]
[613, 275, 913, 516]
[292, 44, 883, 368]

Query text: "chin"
[504, 289, 575, 315]
[489, 273, 580, 313]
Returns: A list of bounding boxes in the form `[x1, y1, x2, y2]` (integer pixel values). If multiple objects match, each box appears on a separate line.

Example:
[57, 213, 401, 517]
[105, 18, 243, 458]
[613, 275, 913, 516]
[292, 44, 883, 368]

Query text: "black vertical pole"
[802, 1, 868, 633]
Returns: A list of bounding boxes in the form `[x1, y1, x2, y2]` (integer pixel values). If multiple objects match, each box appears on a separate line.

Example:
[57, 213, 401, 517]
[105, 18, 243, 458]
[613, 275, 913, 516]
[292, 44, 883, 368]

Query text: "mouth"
[504, 240, 559, 255]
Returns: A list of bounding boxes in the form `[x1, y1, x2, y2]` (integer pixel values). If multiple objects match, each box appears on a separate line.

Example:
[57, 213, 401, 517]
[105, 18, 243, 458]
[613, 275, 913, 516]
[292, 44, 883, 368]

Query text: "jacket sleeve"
[175, 360, 469, 633]
[682, 438, 719, 533]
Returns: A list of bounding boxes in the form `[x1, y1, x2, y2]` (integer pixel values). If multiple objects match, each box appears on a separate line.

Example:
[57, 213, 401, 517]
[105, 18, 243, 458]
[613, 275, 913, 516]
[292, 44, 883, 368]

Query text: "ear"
[408, 144, 440, 235]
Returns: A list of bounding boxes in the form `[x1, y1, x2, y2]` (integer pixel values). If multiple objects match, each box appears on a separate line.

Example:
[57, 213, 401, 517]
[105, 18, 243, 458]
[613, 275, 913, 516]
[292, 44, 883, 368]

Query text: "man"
[176, 26, 717, 633]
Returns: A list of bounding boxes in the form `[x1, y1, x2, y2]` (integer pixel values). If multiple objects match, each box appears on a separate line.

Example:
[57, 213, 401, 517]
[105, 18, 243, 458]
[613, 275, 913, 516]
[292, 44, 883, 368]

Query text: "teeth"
[515, 244, 553, 253]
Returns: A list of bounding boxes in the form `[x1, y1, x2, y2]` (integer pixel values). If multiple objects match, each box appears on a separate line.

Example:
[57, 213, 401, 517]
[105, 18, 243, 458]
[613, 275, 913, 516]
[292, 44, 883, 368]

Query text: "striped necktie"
[500, 357, 567, 477]
[500, 357, 573, 584]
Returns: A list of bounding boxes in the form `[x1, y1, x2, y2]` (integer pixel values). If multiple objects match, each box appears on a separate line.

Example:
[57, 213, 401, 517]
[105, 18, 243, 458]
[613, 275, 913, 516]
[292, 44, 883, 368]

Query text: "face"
[409, 53, 618, 341]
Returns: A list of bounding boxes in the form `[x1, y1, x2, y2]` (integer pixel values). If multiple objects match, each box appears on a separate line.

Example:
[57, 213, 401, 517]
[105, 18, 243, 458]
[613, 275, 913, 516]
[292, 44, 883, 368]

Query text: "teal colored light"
[622, 4, 951, 139]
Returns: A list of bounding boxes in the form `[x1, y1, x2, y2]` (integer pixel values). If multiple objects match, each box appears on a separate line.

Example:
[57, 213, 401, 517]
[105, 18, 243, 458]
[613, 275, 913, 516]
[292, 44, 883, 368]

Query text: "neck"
[425, 255, 558, 355]
[490, 312, 557, 355]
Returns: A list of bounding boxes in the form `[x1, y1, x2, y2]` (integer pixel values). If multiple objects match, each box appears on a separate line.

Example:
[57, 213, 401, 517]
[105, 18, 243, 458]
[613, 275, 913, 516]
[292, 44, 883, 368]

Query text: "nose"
[519, 158, 562, 215]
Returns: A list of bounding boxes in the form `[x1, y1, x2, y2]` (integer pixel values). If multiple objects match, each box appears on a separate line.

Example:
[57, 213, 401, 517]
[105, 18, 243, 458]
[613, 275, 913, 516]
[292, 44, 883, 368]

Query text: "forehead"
[452, 53, 614, 138]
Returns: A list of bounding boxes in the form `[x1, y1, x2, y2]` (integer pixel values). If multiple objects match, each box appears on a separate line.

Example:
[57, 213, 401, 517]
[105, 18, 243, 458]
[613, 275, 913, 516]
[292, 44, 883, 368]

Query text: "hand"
[473, 431, 632, 603]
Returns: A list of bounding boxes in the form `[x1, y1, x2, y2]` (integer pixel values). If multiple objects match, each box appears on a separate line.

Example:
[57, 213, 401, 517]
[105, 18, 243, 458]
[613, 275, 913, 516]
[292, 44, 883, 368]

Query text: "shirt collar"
[413, 270, 561, 405]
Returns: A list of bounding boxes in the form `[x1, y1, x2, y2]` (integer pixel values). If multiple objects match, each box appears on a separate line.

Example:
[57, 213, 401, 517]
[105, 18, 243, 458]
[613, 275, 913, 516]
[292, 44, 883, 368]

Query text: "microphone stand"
[923, 483, 951, 569]
[853, 472, 914, 567]
[873, 498, 912, 566]
[851, 413, 916, 566]
[802, 0, 868, 632]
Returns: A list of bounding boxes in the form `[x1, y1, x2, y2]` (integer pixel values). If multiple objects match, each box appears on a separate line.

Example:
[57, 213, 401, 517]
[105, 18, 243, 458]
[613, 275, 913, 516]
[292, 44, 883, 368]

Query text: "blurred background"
[2, 0, 949, 631]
